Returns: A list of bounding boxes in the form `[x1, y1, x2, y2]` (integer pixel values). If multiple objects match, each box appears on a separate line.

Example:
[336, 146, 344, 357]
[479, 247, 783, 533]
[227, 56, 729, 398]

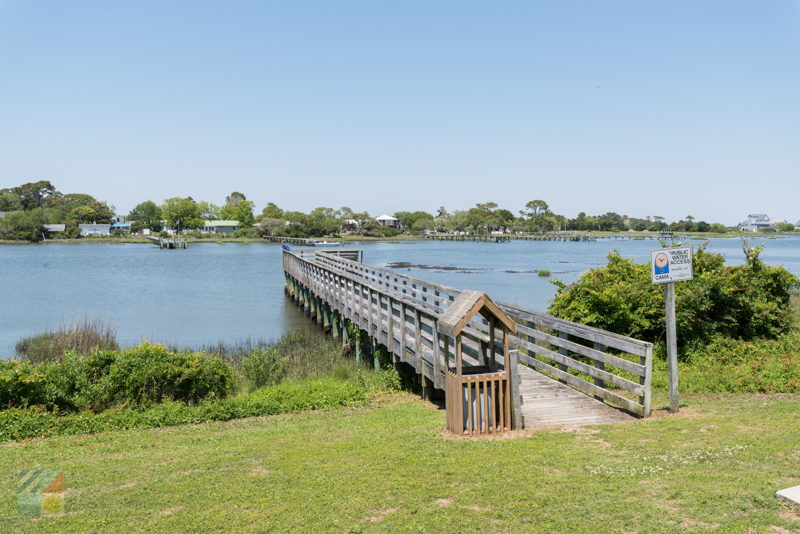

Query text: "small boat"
[314, 240, 341, 247]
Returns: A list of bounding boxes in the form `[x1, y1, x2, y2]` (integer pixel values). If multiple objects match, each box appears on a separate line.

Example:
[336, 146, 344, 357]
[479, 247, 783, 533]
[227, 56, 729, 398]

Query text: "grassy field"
[2, 392, 799, 533]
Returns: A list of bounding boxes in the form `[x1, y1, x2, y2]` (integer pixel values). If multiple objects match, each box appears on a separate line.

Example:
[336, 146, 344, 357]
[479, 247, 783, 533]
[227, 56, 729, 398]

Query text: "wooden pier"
[283, 249, 653, 431]
[264, 236, 320, 246]
[148, 236, 187, 249]
[425, 233, 595, 242]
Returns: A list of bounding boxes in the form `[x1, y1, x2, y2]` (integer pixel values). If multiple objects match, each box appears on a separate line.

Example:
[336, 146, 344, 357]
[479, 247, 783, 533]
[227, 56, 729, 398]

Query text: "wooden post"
[331, 312, 339, 339]
[641, 344, 653, 417]
[592, 342, 606, 401]
[664, 282, 679, 413]
[509, 350, 523, 430]
[489, 318, 496, 368]
[433, 330, 442, 388]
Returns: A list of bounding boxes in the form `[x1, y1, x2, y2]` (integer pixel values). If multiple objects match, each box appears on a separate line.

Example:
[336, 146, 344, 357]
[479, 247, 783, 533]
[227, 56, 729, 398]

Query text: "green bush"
[537, 269, 551, 277]
[549, 243, 799, 349]
[0, 344, 234, 411]
[0, 361, 48, 408]
[89, 344, 235, 409]
[242, 347, 287, 390]
[651, 331, 800, 393]
[232, 226, 262, 238]
[0, 377, 370, 442]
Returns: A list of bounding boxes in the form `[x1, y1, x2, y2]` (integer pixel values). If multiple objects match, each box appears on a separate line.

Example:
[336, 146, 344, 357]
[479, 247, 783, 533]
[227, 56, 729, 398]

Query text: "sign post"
[651, 246, 693, 413]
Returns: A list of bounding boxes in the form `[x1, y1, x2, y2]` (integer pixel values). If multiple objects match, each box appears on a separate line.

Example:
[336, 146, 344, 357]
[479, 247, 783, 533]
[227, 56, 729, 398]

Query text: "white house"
[795, 220, 800, 231]
[201, 220, 241, 235]
[738, 214, 771, 232]
[375, 214, 399, 228]
[79, 223, 111, 236]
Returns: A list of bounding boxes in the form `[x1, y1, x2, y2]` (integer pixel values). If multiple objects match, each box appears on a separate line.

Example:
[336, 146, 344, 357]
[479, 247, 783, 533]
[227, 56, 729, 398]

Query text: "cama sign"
[651, 247, 693, 284]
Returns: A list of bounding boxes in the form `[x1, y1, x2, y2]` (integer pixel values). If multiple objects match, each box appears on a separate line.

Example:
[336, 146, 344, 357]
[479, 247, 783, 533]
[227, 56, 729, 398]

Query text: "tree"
[195, 201, 219, 220]
[521, 200, 549, 219]
[0, 208, 46, 241]
[260, 202, 284, 220]
[12, 180, 57, 210]
[393, 211, 434, 232]
[261, 218, 287, 236]
[0, 191, 23, 211]
[225, 191, 247, 206]
[161, 197, 203, 232]
[220, 200, 255, 227]
[128, 201, 163, 231]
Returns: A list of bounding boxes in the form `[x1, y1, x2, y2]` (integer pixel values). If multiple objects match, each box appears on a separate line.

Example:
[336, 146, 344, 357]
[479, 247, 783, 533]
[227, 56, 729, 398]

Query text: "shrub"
[651, 331, 800, 393]
[90, 344, 235, 409]
[549, 242, 799, 349]
[0, 361, 48, 408]
[242, 348, 287, 390]
[15, 320, 118, 363]
[0, 344, 234, 412]
[538, 269, 551, 277]
[232, 227, 262, 238]
[0, 377, 371, 442]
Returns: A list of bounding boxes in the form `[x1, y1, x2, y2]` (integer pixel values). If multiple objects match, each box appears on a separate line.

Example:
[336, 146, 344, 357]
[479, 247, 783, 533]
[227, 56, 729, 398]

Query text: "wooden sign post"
[651, 247, 693, 413]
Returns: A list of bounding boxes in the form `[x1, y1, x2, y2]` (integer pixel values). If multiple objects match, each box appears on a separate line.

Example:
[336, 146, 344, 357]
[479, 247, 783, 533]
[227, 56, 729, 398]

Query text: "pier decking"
[283, 249, 653, 430]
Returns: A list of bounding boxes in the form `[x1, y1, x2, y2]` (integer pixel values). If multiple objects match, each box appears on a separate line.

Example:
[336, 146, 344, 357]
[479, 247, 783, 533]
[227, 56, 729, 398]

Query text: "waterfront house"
[202, 220, 241, 235]
[795, 220, 800, 231]
[43, 224, 66, 234]
[738, 214, 771, 232]
[79, 223, 111, 236]
[376, 214, 400, 228]
[110, 222, 131, 233]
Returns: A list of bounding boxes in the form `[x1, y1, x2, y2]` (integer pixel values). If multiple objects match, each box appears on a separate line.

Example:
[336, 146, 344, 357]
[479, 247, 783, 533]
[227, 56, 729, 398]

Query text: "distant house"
[202, 220, 241, 235]
[375, 214, 399, 228]
[795, 220, 800, 231]
[110, 222, 131, 233]
[43, 224, 66, 234]
[79, 223, 111, 236]
[738, 214, 771, 232]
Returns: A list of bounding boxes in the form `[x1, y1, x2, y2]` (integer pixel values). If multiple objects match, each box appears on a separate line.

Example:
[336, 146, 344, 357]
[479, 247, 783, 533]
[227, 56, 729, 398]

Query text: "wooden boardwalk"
[283, 249, 652, 430]
[518, 366, 634, 427]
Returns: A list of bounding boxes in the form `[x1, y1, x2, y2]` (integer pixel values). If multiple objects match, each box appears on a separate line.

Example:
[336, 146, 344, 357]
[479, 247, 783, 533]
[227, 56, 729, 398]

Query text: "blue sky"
[0, 1, 798, 224]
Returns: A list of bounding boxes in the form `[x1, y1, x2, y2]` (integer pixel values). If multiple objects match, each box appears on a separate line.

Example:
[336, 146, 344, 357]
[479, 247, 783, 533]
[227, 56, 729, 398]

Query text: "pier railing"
[283, 249, 653, 417]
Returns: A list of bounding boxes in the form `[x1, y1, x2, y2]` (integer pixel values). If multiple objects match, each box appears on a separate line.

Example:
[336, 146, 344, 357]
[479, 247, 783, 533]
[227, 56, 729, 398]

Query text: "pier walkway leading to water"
[283, 249, 653, 429]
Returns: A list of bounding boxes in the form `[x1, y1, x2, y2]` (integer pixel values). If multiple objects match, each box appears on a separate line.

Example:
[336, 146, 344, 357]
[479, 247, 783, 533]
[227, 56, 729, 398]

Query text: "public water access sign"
[651, 247, 693, 284]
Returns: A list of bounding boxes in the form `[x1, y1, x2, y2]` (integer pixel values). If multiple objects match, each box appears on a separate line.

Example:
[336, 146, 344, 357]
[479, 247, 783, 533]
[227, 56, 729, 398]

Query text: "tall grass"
[188, 332, 365, 380]
[15, 320, 118, 363]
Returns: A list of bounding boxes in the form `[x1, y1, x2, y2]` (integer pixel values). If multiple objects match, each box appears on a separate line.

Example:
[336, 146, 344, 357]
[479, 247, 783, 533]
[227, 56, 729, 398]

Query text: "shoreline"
[0, 231, 797, 246]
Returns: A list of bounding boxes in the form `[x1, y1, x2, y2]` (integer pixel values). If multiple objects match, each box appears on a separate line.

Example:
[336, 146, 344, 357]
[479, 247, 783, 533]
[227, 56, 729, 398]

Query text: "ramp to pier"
[517, 365, 634, 427]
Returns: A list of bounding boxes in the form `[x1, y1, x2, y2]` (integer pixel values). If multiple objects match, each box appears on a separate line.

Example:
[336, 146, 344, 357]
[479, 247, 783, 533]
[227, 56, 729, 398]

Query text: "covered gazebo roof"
[437, 290, 517, 338]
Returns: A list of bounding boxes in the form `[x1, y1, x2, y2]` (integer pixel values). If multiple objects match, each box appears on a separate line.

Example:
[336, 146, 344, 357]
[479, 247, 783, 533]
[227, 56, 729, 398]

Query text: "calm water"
[2, 236, 799, 358]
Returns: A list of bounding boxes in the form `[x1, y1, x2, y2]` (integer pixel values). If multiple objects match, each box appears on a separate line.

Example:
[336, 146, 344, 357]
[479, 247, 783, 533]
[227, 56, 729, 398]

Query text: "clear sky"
[1, 1, 798, 224]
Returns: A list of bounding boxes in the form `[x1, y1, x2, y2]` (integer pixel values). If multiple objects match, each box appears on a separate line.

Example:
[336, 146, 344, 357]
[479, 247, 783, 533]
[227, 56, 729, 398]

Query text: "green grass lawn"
[2, 393, 799, 533]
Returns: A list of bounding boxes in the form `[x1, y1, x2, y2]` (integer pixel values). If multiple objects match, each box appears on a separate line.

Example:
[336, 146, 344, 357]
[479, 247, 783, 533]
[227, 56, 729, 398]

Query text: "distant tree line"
[0, 180, 115, 241]
[1, 179, 787, 241]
